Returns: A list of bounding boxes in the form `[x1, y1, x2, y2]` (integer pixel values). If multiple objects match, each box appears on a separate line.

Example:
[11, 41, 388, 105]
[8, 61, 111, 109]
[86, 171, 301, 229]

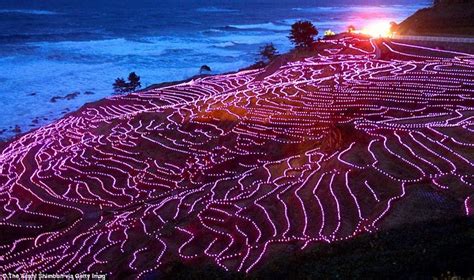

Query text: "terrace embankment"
[161, 216, 474, 279]
[0, 35, 473, 278]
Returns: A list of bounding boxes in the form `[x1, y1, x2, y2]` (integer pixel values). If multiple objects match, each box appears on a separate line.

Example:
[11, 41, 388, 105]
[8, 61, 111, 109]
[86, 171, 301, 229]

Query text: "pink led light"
[0, 36, 472, 277]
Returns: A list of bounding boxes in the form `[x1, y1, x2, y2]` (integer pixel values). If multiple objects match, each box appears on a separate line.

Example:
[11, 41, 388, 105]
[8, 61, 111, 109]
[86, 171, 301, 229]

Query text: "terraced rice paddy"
[0, 36, 473, 278]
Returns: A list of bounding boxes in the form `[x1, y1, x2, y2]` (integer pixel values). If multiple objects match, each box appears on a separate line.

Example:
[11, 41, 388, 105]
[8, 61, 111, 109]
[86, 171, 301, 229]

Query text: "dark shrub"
[260, 43, 278, 63]
[288, 20, 319, 49]
[113, 72, 141, 94]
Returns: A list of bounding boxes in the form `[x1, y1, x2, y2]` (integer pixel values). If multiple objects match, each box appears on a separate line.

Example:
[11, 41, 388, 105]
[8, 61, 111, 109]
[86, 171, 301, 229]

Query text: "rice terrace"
[0, 36, 473, 278]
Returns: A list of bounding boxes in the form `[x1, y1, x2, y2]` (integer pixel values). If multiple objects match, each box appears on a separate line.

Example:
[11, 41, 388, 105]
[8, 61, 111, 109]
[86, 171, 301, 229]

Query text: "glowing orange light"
[357, 20, 393, 38]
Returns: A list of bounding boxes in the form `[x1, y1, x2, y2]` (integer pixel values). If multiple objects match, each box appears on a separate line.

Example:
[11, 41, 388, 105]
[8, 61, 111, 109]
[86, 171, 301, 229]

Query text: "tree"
[259, 43, 278, 63]
[127, 72, 141, 92]
[347, 25, 356, 33]
[288, 20, 319, 49]
[113, 72, 141, 94]
[200, 65, 212, 74]
[113, 78, 128, 94]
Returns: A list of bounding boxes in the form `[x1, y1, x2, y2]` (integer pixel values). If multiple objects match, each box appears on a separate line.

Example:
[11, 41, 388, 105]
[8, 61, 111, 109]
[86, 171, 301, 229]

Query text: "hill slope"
[397, 1, 474, 36]
[0, 37, 473, 278]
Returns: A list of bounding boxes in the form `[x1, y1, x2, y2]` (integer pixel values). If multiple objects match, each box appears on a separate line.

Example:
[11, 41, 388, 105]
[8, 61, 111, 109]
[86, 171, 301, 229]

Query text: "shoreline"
[1, 33, 473, 148]
[0, 51, 268, 145]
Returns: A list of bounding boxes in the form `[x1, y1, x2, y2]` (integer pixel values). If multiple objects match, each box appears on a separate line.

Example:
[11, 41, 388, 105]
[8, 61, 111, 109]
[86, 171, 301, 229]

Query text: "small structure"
[324, 30, 336, 39]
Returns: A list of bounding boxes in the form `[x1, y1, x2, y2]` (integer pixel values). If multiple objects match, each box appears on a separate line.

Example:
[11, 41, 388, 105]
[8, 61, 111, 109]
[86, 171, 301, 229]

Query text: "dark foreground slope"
[397, 1, 474, 36]
[163, 216, 474, 280]
[0, 36, 473, 278]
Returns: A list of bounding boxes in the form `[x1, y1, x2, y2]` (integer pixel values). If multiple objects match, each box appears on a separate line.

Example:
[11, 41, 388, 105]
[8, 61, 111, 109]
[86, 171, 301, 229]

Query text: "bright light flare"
[358, 20, 393, 38]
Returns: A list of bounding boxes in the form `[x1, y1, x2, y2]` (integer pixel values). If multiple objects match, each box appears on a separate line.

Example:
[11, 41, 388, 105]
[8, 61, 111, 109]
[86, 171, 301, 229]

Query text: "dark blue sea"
[0, 0, 430, 139]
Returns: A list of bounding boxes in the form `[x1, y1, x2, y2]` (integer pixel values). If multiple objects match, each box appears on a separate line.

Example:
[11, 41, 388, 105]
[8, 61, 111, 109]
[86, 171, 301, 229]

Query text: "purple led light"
[0, 37, 473, 277]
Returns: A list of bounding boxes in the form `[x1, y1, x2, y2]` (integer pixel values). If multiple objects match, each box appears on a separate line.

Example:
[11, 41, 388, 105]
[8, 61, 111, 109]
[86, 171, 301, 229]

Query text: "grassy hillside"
[397, 2, 474, 36]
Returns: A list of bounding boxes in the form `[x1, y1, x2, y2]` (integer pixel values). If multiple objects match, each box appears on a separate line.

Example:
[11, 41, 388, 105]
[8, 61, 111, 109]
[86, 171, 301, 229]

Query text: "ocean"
[0, 0, 430, 139]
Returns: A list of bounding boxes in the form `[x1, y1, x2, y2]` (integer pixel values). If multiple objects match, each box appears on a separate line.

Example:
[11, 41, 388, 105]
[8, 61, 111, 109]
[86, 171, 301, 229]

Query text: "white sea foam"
[292, 5, 425, 14]
[0, 35, 260, 138]
[213, 41, 238, 48]
[212, 32, 289, 46]
[31, 38, 169, 57]
[281, 18, 346, 28]
[0, 9, 59, 15]
[227, 22, 290, 31]
[196, 7, 239, 13]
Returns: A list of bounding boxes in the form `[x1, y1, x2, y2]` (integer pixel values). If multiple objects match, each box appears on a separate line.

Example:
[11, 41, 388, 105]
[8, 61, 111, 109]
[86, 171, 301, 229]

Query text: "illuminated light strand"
[0, 36, 472, 276]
